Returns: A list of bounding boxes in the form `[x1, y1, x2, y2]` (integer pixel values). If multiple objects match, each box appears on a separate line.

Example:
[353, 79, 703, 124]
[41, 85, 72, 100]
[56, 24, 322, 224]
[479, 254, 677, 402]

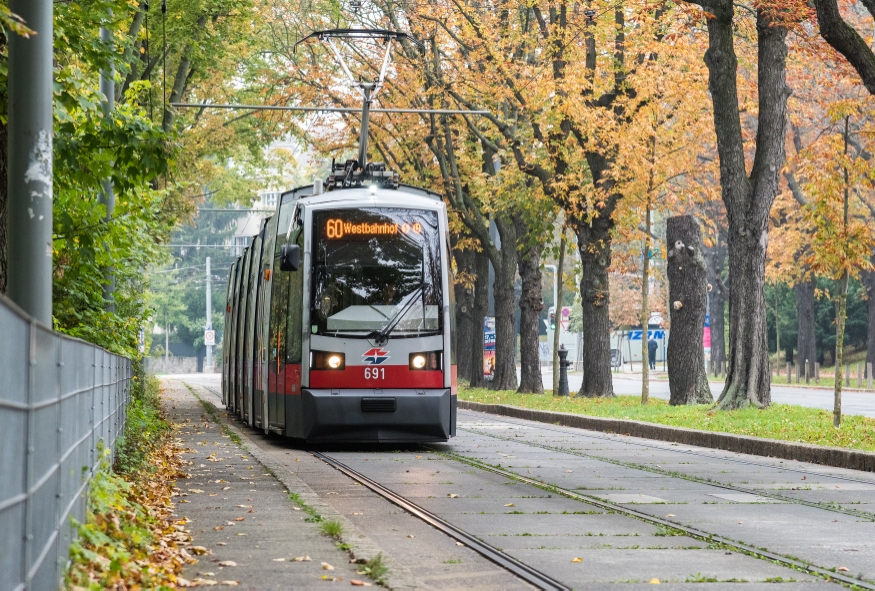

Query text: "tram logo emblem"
[363, 348, 390, 365]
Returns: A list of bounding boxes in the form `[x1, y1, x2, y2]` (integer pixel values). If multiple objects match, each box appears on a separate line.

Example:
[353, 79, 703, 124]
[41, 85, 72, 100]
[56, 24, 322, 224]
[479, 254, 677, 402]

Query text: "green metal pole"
[8, 0, 53, 325]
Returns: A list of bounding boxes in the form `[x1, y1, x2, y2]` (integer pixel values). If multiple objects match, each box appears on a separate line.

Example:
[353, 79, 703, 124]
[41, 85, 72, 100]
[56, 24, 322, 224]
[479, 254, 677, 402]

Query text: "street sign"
[204, 330, 216, 346]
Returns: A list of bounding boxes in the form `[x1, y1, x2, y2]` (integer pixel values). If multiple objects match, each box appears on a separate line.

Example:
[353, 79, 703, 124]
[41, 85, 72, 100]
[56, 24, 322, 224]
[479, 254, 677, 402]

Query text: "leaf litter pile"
[66, 378, 198, 590]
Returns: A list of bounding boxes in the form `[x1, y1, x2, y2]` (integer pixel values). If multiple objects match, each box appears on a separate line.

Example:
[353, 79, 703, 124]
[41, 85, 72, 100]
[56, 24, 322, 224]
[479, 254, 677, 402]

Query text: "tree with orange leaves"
[799, 103, 875, 426]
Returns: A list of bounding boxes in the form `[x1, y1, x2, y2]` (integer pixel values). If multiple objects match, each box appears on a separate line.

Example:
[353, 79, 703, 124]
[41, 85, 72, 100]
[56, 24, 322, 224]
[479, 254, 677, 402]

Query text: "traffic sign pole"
[205, 256, 212, 371]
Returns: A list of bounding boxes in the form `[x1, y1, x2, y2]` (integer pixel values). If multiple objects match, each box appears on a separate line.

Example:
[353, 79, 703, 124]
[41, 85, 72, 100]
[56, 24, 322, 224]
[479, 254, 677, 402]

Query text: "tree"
[665, 215, 712, 404]
[683, 0, 791, 409]
[801, 106, 875, 426]
[813, 0, 875, 95]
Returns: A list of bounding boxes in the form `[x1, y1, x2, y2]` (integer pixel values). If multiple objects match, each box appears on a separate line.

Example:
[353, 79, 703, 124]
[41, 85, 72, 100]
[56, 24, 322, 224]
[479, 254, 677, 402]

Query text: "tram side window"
[269, 259, 290, 369]
[285, 231, 304, 364]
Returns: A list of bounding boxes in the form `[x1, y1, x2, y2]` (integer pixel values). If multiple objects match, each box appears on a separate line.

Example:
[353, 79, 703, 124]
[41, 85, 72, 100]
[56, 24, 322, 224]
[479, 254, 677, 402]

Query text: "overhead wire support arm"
[171, 103, 489, 115]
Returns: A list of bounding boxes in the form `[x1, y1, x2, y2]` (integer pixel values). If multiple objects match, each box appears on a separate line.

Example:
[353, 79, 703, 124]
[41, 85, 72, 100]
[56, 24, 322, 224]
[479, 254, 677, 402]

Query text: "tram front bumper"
[300, 388, 454, 442]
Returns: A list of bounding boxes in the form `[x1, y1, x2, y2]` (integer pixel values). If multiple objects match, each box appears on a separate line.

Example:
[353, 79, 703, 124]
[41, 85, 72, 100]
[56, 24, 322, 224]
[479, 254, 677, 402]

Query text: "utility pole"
[7, 0, 53, 324]
[205, 256, 212, 371]
[100, 21, 116, 311]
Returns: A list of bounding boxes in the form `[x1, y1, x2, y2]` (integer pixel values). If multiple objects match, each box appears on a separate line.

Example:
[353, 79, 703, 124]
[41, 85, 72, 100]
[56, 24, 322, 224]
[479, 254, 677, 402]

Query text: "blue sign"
[629, 330, 665, 340]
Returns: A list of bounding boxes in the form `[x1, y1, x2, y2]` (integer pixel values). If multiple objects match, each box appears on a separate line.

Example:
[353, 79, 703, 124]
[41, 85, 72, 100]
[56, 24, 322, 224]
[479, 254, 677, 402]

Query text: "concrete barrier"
[458, 400, 875, 472]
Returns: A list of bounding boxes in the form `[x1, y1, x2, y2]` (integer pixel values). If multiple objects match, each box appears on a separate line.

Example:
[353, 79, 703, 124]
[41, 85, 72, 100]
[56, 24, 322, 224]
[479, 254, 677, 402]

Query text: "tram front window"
[311, 208, 443, 337]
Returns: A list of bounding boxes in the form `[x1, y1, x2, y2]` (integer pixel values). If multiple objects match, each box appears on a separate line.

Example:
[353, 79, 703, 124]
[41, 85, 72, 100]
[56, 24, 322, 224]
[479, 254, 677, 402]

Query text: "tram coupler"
[557, 345, 571, 397]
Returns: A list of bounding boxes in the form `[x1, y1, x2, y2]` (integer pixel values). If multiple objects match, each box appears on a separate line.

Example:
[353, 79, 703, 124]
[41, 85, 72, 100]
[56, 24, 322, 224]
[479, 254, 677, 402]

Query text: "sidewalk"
[162, 380, 378, 589]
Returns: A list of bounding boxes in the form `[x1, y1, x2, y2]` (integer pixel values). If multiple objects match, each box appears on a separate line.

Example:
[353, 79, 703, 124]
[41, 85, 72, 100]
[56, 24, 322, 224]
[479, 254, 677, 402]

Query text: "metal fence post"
[23, 321, 36, 585]
[7, 0, 54, 324]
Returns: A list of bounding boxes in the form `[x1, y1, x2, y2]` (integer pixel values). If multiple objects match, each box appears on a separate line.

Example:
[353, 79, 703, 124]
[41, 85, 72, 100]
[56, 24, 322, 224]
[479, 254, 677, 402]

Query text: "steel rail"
[461, 424, 875, 522]
[312, 451, 570, 591]
[458, 409, 875, 485]
[435, 449, 875, 590]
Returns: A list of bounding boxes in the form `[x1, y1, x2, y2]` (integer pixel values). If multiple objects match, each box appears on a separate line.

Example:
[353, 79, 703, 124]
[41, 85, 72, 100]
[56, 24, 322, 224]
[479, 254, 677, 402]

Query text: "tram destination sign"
[325, 218, 422, 239]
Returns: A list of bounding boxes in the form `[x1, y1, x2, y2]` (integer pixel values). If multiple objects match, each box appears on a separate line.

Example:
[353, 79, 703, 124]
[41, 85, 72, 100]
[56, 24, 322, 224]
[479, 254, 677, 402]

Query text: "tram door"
[255, 216, 276, 430]
[235, 246, 253, 415]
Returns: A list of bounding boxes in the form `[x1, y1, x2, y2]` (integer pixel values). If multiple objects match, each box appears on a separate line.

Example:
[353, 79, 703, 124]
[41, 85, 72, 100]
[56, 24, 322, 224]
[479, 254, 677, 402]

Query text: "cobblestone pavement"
[170, 375, 869, 589]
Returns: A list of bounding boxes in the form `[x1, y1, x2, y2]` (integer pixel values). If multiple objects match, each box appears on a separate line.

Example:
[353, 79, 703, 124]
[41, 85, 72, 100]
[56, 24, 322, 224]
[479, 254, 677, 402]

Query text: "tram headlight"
[311, 351, 345, 370]
[409, 352, 441, 371]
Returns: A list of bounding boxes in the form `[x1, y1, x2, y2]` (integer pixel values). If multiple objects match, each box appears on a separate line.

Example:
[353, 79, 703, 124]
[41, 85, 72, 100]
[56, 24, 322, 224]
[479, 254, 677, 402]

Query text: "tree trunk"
[696, 1, 788, 409]
[794, 279, 817, 382]
[666, 216, 712, 405]
[576, 218, 614, 397]
[470, 248, 489, 388]
[704, 234, 727, 372]
[117, 4, 146, 101]
[453, 247, 475, 383]
[515, 220, 544, 394]
[491, 217, 519, 391]
[864, 258, 875, 379]
[834, 271, 849, 427]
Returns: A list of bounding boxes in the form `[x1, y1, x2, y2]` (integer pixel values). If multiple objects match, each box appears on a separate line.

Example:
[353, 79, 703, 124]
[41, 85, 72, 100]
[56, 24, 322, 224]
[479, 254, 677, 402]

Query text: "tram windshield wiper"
[371, 286, 424, 345]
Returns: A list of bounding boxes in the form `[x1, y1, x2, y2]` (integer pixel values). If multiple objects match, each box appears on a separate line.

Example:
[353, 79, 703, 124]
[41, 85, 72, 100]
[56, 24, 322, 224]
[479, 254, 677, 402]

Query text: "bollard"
[557, 345, 571, 397]
[805, 359, 809, 384]
[845, 364, 850, 387]
[815, 362, 820, 381]
[858, 362, 862, 388]
[786, 362, 790, 384]
[868, 362, 873, 389]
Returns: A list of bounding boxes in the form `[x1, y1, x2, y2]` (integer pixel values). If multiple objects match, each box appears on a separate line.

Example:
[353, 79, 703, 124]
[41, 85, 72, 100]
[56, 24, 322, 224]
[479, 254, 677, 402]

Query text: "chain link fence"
[0, 295, 132, 591]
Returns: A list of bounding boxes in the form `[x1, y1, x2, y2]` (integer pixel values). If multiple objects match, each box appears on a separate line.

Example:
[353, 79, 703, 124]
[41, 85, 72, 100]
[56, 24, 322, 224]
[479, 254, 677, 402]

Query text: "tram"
[221, 163, 457, 442]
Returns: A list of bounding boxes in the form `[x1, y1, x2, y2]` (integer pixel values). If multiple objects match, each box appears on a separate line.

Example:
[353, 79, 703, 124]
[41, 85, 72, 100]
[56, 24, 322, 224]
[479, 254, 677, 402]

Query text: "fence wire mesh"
[0, 295, 132, 591]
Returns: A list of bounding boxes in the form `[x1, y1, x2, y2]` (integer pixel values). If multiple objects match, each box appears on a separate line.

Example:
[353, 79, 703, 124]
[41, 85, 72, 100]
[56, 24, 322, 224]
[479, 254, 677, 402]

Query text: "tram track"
[428, 447, 875, 590]
[312, 451, 570, 591]
[458, 411, 875, 486]
[459, 424, 875, 522]
[198, 385, 874, 588]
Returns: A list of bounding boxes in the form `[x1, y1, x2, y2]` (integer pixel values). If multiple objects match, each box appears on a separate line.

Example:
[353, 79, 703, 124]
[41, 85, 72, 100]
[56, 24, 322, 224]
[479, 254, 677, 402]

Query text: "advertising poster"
[484, 316, 496, 379]
[703, 314, 711, 358]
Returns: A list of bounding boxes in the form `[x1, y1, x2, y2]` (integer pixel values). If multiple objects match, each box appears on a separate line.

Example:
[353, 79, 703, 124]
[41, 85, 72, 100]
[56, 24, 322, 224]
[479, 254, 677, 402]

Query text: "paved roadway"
[536, 370, 875, 418]
[170, 375, 875, 589]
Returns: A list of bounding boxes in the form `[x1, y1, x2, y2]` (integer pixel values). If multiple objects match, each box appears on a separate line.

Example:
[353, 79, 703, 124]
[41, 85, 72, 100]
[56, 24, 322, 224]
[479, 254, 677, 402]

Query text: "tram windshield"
[311, 208, 443, 337]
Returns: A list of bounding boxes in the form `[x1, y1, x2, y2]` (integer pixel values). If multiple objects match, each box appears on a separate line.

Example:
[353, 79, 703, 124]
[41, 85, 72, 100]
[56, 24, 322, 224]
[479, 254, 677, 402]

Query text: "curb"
[190, 384, 422, 590]
[458, 400, 875, 473]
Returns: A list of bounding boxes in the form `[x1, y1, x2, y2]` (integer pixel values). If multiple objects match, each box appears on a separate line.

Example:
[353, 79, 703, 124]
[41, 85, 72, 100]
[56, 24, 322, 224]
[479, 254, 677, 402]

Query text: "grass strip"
[459, 387, 875, 452]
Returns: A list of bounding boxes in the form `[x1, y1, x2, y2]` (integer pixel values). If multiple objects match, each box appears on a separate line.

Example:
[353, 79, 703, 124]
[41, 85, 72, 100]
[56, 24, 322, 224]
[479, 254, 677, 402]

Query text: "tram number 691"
[364, 367, 385, 380]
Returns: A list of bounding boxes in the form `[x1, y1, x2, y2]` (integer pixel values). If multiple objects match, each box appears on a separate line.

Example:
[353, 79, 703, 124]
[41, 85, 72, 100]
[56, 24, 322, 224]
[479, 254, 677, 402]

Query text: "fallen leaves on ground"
[65, 391, 192, 590]
[571, 557, 582, 562]
[218, 560, 237, 567]
[322, 562, 335, 570]
[351, 580, 372, 586]
[292, 556, 312, 562]
[447, 494, 459, 498]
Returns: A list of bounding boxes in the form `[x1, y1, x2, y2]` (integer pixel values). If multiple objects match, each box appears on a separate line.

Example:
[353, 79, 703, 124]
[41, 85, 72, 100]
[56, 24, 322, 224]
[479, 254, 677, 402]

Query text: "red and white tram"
[221, 165, 457, 442]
